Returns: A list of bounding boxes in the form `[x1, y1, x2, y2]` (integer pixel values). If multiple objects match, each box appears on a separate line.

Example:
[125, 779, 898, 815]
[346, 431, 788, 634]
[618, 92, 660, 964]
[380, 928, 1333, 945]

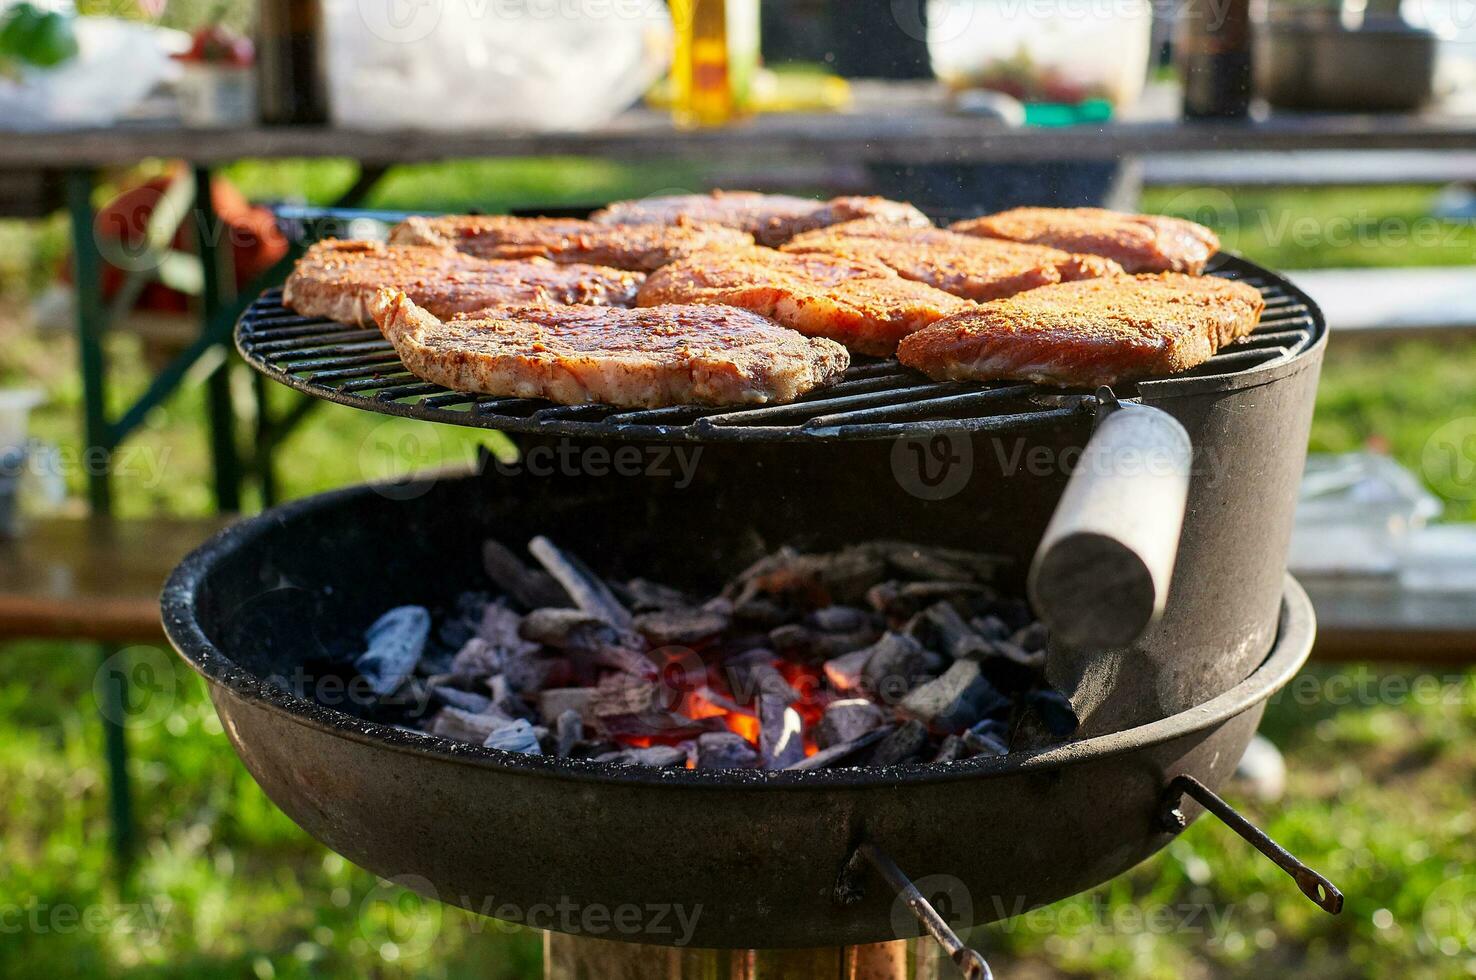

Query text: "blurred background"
[1, 0, 1475, 977]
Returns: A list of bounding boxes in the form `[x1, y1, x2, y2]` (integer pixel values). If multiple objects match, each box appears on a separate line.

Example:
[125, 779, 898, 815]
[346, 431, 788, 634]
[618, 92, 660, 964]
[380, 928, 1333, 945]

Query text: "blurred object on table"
[670, 0, 760, 127]
[173, 12, 254, 128]
[1289, 453, 1442, 578]
[829, 0, 931, 80]
[0, 388, 53, 539]
[1176, 0, 1253, 117]
[0, 8, 183, 128]
[1255, 0, 1439, 111]
[927, 0, 1153, 111]
[255, 0, 323, 125]
[648, 65, 851, 115]
[320, 0, 669, 130]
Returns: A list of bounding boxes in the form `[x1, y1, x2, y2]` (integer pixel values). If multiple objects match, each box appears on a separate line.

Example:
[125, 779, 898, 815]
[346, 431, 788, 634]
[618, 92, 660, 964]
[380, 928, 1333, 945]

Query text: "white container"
[176, 63, 256, 128]
[0, 389, 41, 538]
[926, 0, 1153, 107]
[0, 389, 41, 450]
[321, 0, 671, 131]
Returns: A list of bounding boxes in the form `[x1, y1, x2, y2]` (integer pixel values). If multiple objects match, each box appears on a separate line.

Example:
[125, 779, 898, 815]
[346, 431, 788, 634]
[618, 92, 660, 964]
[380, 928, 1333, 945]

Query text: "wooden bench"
[0, 516, 229, 642]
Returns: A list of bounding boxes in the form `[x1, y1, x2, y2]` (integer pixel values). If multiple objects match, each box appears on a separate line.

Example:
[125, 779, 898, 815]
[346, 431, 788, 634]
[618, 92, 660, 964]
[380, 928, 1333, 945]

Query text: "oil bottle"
[671, 0, 760, 127]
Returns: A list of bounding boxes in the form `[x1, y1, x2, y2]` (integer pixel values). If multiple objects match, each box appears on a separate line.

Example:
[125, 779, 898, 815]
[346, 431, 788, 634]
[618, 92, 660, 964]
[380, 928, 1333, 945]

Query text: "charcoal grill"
[166, 232, 1341, 973]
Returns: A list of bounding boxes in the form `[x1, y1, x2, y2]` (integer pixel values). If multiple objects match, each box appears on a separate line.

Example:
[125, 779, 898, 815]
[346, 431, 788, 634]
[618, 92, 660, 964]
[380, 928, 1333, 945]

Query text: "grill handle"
[1028, 389, 1191, 650]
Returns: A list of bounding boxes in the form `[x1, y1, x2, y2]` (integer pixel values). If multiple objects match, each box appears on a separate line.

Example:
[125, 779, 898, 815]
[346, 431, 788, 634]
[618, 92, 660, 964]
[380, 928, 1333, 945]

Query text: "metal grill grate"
[236, 254, 1323, 442]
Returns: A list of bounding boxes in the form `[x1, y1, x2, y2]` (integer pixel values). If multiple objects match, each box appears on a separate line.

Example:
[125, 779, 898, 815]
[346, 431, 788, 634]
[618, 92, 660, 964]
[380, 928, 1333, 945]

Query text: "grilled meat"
[284, 239, 643, 327]
[897, 273, 1265, 387]
[638, 247, 972, 357]
[368, 290, 850, 408]
[950, 207, 1220, 275]
[782, 220, 1123, 301]
[591, 190, 932, 247]
[388, 215, 753, 271]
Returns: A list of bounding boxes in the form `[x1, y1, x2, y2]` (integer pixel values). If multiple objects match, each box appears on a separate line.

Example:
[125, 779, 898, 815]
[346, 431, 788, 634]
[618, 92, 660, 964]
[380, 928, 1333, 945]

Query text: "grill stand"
[837, 780, 1345, 979]
[544, 933, 937, 979]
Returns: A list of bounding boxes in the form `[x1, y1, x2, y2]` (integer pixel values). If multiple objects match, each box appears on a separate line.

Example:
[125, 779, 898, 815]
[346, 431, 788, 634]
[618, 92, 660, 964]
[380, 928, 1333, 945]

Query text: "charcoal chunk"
[784, 726, 892, 770]
[554, 709, 584, 759]
[816, 699, 885, 749]
[822, 648, 871, 692]
[431, 685, 491, 714]
[1025, 688, 1079, 737]
[900, 660, 1009, 731]
[484, 718, 542, 755]
[432, 706, 513, 744]
[807, 605, 875, 633]
[482, 539, 566, 609]
[696, 731, 760, 769]
[634, 607, 731, 646]
[870, 719, 929, 766]
[355, 606, 430, 697]
[759, 694, 806, 770]
[861, 632, 933, 694]
[931, 734, 966, 763]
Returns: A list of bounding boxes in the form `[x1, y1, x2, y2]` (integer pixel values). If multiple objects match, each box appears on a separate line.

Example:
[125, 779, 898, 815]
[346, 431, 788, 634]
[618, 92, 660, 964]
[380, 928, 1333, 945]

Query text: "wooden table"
[0, 516, 229, 642]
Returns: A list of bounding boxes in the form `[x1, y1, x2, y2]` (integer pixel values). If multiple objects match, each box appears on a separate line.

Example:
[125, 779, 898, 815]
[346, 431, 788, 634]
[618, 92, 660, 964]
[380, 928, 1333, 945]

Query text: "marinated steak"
[897, 273, 1265, 387]
[950, 207, 1220, 275]
[782, 219, 1123, 301]
[591, 190, 932, 247]
[368, 290, 850, 407]
[388, 215, 753, 271]
[638, 247, 972, 357]
[284, 239, 643, 326]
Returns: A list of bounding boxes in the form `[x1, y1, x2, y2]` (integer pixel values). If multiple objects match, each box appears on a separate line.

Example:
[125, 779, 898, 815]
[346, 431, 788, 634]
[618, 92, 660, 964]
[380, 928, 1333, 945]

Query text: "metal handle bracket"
[1159, 773, 1344, 915]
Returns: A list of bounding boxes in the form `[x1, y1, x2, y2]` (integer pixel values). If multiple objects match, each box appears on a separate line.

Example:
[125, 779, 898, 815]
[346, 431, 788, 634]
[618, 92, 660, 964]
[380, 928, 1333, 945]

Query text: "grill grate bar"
[236, 253, 1322, 442]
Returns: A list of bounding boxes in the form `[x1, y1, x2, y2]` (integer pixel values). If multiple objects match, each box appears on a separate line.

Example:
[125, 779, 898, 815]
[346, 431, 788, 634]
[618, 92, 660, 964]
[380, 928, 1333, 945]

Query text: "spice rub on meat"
[638, 247, 972, 357]
[368, 289, 850, 408]
[591, 190, 932, 247]
[782, 219, 1124, 301]
[950, 207, 1220, 275]
[897, 272, 1264, 387]
[389, 214, 753, 271]
[284, 239, 643, 327]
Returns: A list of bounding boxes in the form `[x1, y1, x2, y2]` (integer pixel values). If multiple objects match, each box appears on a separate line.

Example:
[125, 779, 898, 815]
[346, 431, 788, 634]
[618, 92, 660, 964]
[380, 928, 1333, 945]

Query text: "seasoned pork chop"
[368, 290, 849, 408]
[897, 273, 1264, 387]
[950, 207, 1220, 275]
[782, 220, 1123, 301]
[591, 190, 932, 247]
[388, 215, 753, 271]
[638, 247, 972, 357]
[284, 240, 643, 327]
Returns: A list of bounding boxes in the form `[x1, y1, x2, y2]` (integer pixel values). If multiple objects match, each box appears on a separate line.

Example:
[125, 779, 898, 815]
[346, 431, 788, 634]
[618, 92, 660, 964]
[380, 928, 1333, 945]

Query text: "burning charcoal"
[816, 699, 885, 749]
[633, 607, 731, 647]
[861, 632, 934, 697]
[519, 608, 656, 679]
[696, 731, 760, 769]
[501, 651, 570, 694]
[867, 581, 991, 619]
[479, 600, 539, 656]
[620, 577, 695, 612]
[785, 726, 891, 771]
[432, 706, 513, 744]
[528, 536, 634, 629]
[806, 605, 874, 633]
[484, 718, 542, 755]
[591, 675, 722, 739]
[970, 615, 1011, 642]
[870, 719, 929, 766]
[355, 606, 430, 697]
[732, 546, 888, 607]
[628, 745, 688, 768]
[727, 662, 799, 707]
[431, 685, 491, 714]
[759, 694, 806, 769]
[725, 647, 777, 669]
[1025, 688, 1079, 737]
[539, 687, 597, 723]
[482, 539, 566, 609]
[450, 637, 502, 681]
[767, 623, 813, 657]
[822, 648, 871, 692]
[554, 709, 584, 759]
[731, 595, 792, 628]
[1010, 621, 1050, 653]
[811, 626, 883, 658]
[931, 734, 966, 763]
[900, 659, 1009, 731]
[910, 602, 992, 660]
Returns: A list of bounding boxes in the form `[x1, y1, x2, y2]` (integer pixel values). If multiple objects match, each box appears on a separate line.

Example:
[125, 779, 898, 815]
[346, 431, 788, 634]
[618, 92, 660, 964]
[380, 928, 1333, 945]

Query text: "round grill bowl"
[162, 475, 1315, 949]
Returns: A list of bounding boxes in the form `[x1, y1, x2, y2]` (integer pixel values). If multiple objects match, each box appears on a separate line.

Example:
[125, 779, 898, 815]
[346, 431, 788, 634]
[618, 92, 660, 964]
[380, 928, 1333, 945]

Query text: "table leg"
[95, 643, 136, 878]
[65, 169, 112, 514]
[192, 166, 242, 513]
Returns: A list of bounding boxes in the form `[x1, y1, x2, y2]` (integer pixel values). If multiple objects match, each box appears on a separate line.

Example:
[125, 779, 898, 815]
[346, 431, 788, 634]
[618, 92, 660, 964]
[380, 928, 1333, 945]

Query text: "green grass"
[2, 169, 1476, 978]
